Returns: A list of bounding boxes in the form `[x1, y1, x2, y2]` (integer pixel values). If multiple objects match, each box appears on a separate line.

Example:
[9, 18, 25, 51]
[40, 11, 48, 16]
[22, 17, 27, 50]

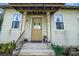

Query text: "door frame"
[31, 15, 43, 42]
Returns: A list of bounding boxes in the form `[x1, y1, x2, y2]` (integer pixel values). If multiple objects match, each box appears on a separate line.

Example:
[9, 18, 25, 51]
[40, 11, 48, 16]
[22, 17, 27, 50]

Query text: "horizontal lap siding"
[51, 9, 79, 46]
[0, 9, 22, 43]
[42, 16, 47, 39]
[24, 16, 32, 41]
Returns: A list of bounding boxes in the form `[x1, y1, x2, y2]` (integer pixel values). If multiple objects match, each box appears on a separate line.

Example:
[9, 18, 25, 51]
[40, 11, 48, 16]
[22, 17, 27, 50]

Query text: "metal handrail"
[13, 30, 25, 55]
[16, 30, 25, 43]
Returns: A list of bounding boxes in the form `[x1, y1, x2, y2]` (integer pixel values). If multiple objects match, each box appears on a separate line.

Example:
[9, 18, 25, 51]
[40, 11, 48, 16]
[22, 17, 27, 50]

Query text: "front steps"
[19, 43, 55, 56]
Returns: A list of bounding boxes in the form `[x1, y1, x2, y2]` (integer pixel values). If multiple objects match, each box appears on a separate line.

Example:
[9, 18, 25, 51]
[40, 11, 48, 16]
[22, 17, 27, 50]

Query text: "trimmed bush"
[51, 44, 64, 56]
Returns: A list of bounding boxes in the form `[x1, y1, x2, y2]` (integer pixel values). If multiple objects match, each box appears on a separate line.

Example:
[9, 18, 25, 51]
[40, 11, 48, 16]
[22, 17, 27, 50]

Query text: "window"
[12, 14, 21, 29]
[12, 21, 19, 28]
[55, 14, 64, 29]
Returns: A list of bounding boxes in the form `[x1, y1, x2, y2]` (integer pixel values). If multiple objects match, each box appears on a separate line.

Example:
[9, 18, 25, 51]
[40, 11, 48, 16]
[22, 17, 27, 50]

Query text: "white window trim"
[54, 14, 64, 31]
[11, 13, 22, 30]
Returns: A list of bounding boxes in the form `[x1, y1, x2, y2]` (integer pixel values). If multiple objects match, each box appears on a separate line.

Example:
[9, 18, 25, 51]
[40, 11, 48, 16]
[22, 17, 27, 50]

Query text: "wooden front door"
[32, 17, 42, 42]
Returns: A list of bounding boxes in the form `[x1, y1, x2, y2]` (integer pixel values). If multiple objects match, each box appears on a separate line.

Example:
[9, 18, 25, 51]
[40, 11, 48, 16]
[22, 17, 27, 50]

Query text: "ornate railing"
[13, 30, 25, 56]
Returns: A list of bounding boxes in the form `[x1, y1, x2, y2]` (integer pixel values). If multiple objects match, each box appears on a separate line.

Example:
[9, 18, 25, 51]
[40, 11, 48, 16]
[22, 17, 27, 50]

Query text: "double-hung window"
[55, 14, 64, 30]
[12, 14, 21, 29]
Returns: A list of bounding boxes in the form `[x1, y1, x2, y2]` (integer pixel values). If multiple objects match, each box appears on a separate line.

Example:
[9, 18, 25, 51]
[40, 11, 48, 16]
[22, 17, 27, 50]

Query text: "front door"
[32, 17, 42, 42]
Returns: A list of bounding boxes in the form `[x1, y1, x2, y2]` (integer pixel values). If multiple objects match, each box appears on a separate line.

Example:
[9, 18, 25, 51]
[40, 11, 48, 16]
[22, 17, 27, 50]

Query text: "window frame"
[11, 13, 22, 29]
[54, 14, 64, 30]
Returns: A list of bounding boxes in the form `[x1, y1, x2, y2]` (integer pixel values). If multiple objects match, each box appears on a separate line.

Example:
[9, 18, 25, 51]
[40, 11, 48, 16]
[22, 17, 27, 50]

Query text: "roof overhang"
[4, 3, 64, 12]
[9, 3, 64, 7]
[1, 3, 79, 13]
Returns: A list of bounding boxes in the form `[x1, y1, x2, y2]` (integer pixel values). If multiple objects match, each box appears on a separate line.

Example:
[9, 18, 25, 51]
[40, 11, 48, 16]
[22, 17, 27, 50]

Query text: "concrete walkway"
[19, 43, 55, 56]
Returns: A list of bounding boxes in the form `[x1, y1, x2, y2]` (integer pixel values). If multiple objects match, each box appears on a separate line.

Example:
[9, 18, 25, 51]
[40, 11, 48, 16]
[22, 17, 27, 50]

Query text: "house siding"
[51, 9, 79, 46]
[0, 8, 22, 43]
[24, 15, 32, 41]
[0, 8, 79, 47]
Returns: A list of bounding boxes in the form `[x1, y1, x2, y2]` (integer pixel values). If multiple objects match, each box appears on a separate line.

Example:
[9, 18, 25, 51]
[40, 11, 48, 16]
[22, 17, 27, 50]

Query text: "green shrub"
[51, 44, 64, 56]
[0, 42, 16, 55]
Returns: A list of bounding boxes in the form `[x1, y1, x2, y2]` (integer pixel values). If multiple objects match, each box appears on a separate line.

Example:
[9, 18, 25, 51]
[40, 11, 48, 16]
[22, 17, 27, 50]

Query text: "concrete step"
[19, 49, 55, 56]
[22, 43, 48, 49]
[18, 43, 55, 56]
[19, 52, 53, 56]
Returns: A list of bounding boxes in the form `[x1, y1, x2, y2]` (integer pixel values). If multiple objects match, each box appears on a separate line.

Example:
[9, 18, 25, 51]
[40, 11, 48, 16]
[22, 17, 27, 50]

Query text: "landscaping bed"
[51, 44, 79, 56]
[0, 41, 16, 56]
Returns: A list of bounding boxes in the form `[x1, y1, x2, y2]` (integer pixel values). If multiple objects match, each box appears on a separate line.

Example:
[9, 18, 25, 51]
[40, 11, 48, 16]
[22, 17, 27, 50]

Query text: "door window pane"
[33, 17, 40, 29]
